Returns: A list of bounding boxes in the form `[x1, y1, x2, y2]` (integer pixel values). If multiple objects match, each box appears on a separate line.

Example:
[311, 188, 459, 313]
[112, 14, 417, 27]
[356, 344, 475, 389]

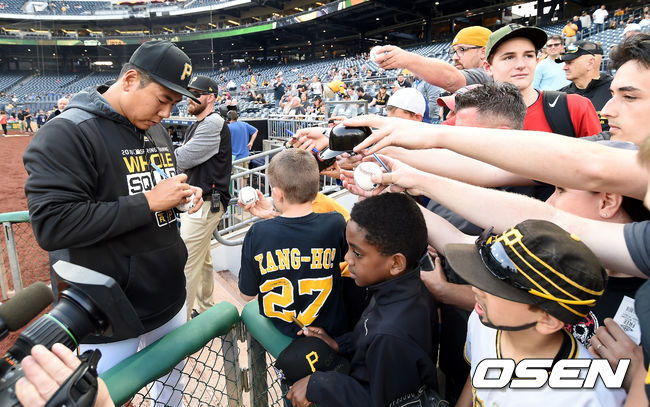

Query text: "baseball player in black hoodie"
[23, 40, 203, 405]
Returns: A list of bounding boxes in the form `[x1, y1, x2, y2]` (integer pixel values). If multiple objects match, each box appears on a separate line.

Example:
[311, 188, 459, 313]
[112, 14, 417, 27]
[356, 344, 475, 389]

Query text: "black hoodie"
[306, 268, 438, 406]
[23, 86, 187, 343]
[560, 73, 613, 131]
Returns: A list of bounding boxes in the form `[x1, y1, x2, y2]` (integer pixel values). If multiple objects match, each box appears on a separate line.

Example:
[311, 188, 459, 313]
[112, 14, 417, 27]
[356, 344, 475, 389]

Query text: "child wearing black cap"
[449, 220, 626, 406]
[286, 193, 438, 407]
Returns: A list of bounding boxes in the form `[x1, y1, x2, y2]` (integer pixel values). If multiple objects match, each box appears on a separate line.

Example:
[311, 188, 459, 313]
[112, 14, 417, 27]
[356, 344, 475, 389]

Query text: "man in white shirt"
[593, 5, 609, 33]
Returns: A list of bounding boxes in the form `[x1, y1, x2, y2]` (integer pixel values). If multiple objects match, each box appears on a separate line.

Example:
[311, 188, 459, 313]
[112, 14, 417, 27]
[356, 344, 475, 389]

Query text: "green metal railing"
[100, 301, 293, 406]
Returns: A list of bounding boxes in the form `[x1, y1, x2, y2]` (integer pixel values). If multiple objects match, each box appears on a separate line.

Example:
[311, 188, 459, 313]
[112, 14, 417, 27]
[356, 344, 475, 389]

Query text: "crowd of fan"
[242, 19, 650, 407]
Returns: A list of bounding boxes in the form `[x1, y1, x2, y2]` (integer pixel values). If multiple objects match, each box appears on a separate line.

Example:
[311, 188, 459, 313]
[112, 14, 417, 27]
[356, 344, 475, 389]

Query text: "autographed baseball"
[369, 46, 383, 62]
[176, 193, 195, 212]
[239, 186, 258, 205]
[354, 162, 383, 191]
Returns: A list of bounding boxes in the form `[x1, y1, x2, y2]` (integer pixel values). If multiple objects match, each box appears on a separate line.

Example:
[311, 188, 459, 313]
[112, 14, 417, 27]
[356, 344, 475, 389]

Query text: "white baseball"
[239, 186, 258, 205]
[176, 193, 195, 212]
[369, 46, 383, 62]
[354, 162, 383, 191]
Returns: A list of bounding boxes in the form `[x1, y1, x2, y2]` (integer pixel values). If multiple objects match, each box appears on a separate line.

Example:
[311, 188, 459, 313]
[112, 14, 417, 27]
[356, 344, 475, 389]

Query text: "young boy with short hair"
[450, 220, 626, 406]
[285, 193, 438, 407]
[238, 148, 349, 338]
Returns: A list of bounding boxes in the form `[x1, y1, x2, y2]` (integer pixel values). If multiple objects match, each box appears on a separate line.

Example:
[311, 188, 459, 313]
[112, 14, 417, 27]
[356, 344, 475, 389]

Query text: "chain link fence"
[129, 332, 288, 407]
[0, 211, 49, 297]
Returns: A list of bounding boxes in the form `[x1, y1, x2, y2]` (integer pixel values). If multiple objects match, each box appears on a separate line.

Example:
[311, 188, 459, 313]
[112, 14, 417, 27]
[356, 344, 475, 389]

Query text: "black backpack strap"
[542, 91, 577, 138]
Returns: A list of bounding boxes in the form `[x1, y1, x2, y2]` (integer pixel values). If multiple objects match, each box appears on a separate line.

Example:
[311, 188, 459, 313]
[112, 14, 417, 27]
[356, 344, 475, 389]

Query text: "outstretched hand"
[341, 154, 429, 197]
[372, 45, 414, 71]
[238, 189, 277, 219]
[290, 127, 330, 152]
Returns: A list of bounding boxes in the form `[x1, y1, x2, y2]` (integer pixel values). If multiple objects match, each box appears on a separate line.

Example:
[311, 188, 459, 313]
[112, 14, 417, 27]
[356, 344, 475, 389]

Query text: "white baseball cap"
[624, 23, 641, 34]
[386, 88, 426, 116]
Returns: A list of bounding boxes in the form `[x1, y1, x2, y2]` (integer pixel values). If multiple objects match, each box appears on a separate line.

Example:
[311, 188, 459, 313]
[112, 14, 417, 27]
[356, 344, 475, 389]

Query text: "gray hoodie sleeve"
[175, 114, 224, 170]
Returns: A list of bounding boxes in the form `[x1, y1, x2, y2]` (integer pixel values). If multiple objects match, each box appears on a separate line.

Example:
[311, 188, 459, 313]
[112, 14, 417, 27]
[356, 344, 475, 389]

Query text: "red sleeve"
[442, 116, 456, 126]
[567, 94, 602, 138]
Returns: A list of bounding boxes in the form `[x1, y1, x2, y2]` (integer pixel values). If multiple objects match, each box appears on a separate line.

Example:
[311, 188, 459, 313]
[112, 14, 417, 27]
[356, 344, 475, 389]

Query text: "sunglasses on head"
[565, 44, 593, 55]
[475, 227, 596, 307]
[476, 227, 523, 286]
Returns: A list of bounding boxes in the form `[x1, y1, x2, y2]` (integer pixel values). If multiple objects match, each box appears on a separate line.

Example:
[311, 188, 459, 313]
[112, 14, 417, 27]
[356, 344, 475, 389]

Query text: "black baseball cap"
[188, 75, 219, 96]
[485, 24, 547, 60]
[556, 40, 604, 62]
[128, 40, 200, 103]
[318, 124, 372, 160]
[275, 336, 350, 384]
[445, 219, 606, 324]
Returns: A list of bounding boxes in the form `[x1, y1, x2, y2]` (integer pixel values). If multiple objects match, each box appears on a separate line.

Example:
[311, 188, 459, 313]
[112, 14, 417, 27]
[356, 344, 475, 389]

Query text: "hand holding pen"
[144, 163, 197, 213]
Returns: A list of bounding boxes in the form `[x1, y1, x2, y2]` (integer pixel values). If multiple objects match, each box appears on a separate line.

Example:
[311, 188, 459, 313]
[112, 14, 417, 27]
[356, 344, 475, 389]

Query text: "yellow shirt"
[311, 193, 351, 276]
[327, 80, 345, 93]
[311, 192, 350, 221]
[563, 23, 578, 37]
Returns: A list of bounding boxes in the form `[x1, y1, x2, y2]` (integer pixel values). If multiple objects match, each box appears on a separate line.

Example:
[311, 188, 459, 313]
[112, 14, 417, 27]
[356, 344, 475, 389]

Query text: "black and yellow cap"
[556, 40, 604, 62]
[129, 40, 199, 103]
[445, 219, 606, 324]
[485, 24, 547, 60]
[275, 336, 350, 385]
[188, 75, 219, 96]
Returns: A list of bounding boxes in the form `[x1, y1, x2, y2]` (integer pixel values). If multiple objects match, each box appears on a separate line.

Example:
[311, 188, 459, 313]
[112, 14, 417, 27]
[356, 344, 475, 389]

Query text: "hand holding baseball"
[238, 189, 276, 219]
[371, 45, 414, 71]
[360, 154, 429, 197]
[145, 173, 193, 212]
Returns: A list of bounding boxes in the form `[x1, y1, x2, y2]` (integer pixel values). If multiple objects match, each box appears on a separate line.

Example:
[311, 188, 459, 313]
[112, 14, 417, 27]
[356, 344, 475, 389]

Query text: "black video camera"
[0, 260, 144, 406]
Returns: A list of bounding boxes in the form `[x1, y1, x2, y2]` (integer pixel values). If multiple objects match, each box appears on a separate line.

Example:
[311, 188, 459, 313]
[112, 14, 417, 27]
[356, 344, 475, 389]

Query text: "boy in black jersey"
[286, 193, 438, 407]
[238, 148, 349, 339]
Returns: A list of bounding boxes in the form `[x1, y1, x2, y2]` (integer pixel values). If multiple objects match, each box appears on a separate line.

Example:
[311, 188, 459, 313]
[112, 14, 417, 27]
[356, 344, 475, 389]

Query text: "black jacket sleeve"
[334, 332, 356, 355]
[306, 371, 372, 406]
[307, 335, 433, 406]
[23, 119, 152, 251]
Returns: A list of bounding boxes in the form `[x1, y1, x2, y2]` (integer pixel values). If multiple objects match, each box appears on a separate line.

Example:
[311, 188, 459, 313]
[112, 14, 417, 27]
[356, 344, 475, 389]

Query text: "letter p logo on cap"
[181, 63, 192, 81]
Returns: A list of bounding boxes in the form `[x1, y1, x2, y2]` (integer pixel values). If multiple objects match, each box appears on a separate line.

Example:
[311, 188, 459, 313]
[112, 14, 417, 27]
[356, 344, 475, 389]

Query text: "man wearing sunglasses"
[372, 26, 491, 93]
[174, 75, 232, 320]
[532, 35, 571, 91]
[558, 40, 612, 131]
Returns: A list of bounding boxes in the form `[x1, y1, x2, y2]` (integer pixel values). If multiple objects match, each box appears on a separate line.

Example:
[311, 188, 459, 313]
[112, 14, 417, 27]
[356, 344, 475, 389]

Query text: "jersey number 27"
[259, 276, 333, 326]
